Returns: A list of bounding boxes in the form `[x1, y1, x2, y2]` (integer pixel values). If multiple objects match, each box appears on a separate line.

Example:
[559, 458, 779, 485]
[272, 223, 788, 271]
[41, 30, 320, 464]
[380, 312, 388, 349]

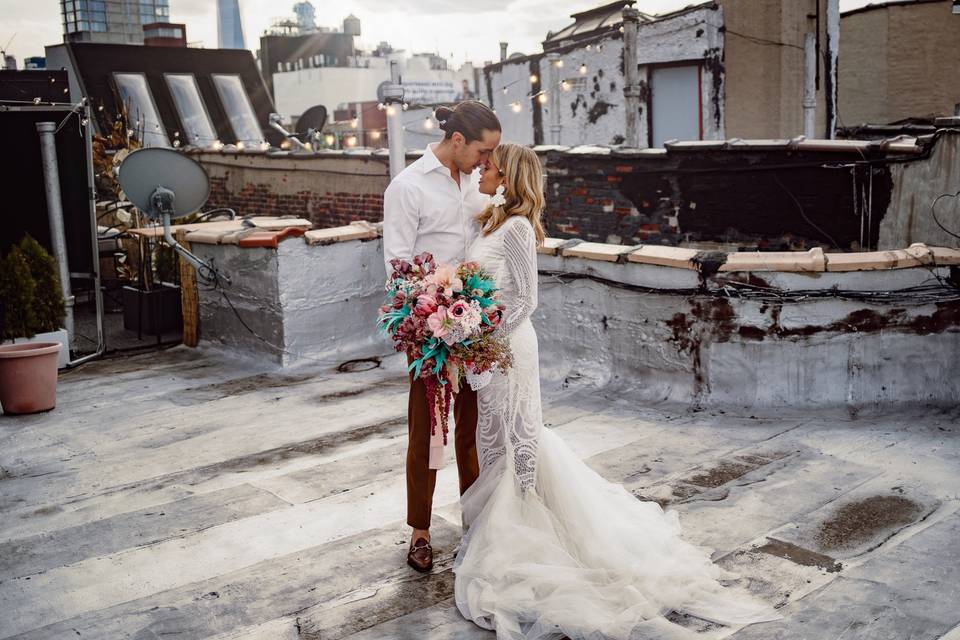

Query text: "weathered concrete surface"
[0, 346, 957, 639]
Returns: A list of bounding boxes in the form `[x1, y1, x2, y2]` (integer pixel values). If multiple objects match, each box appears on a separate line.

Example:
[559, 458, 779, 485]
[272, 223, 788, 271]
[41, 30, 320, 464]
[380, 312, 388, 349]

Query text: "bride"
[455, 143, 780, 640]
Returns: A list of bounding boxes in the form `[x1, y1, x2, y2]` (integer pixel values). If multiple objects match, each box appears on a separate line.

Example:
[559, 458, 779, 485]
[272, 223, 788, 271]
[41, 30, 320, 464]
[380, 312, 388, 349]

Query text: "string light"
[529, 73, 538, 83]
[370, 130, 381, 140]
[350, 118, 358, 128]
[502, 87, 508, 94]
[325, 134, 335, 145]
[303, 141, 313, 151]
[236, 141, 245, 150]
[260, 141, 271, 151]
[579, 63, 588, 75]
[423, 118, 434, 129]
[280, 139, 292, 150]
[586, 44, 592, 51]
[386, 105, 396, 116]
[211, 139, 223, 150]
[537, 93, 548, 104]
[511, 102, 522, 113]
[345, 136, 357, 147]
[561, 80, 571, 91]
[554, 59, 564, 68]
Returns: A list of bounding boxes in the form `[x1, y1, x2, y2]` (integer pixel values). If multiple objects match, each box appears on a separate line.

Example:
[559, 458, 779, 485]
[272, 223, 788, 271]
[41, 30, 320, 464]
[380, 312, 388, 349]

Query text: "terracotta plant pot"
[0, 342, 62, 415]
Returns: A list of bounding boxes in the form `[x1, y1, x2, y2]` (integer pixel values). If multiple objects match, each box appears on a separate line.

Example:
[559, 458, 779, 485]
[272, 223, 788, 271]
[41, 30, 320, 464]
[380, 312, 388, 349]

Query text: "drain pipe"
[36, 121, 76, 349]
[803, 32, 816, 139]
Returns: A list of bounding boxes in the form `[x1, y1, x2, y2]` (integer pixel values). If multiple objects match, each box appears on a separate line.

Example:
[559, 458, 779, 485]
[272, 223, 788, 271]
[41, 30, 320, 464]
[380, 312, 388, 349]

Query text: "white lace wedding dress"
[454, 216, 780, 640]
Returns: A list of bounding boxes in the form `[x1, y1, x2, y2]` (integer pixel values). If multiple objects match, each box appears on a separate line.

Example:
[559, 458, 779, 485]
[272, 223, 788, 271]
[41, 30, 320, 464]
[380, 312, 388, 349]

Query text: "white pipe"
[387, 61, 405, 178]
[35, 121, 75, 349]
[623, 8, 642, 148]
[804, 32, 817, 139]
[547, 52, 562, 145]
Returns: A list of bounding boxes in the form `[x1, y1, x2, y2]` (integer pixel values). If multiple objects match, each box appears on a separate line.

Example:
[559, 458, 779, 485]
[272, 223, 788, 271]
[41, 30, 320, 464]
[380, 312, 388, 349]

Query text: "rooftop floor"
[1, 346, 958, 639]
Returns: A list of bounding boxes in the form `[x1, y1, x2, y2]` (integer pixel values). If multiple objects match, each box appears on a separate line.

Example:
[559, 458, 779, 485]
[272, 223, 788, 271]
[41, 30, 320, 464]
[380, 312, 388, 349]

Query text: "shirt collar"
[421, 142, 445, 174]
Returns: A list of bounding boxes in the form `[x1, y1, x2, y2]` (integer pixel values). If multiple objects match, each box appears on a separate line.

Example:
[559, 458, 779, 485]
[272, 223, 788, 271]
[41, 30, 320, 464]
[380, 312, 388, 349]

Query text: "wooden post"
[175, 229, 199, 347]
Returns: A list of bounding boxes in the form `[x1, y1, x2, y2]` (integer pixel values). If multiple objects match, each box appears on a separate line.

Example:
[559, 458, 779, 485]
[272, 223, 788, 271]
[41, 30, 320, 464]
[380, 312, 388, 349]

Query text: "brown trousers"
[406, 365, 480, 529]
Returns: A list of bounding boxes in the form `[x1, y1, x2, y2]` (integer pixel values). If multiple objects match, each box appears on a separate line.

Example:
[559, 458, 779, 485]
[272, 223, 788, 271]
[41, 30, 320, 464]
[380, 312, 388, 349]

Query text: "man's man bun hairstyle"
[434, 101, 500, 142]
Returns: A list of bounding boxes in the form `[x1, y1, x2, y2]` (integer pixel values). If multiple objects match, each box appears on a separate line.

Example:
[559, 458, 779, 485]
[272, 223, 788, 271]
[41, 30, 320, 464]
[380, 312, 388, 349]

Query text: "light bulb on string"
[350, 118, 358, 128]
[502, 87, 508, 94]
[579, 64, 588, 75]
[537, 93, 548, 104]
[561, 80, 571, 91]
[370, 130, 381, 140]
[511, 102, 522, 113]
[386, 105, 396, 116]
[424, 118, 434, 130]
[325, 134, 335, 146]
[529, 74, 538, 84]
[554, 59, 564, 68]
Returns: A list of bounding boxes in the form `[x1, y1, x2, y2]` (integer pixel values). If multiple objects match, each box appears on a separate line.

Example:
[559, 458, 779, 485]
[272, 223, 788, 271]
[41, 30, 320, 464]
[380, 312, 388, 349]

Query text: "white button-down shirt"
[382, 142, 489, 275]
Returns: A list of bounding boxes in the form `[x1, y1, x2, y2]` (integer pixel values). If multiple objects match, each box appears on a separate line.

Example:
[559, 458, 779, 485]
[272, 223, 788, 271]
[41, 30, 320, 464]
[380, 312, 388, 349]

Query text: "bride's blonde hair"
[476, 143, 546, 246]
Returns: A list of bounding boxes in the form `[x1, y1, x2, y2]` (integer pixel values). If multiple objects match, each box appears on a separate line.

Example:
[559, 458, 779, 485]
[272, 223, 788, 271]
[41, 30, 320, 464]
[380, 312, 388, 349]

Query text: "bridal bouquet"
[378, 252, 513, 467]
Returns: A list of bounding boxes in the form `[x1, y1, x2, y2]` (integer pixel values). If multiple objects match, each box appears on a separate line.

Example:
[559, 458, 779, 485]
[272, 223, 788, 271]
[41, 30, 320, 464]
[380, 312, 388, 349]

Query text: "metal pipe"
[622, 8, 642, 148]
[803, 32, 817, 139]
[546, 52, 562, 145]
[35, 121, 75, 350]
[387, 60, 405, 178]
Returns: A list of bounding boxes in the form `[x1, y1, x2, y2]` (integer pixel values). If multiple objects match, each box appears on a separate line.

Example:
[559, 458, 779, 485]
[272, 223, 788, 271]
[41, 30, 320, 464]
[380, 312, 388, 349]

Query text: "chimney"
[499, 42, 508, 62]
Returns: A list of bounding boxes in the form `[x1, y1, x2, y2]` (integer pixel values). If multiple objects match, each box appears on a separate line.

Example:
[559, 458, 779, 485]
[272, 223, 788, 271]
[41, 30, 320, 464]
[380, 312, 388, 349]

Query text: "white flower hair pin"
[491, 184, 506, 207]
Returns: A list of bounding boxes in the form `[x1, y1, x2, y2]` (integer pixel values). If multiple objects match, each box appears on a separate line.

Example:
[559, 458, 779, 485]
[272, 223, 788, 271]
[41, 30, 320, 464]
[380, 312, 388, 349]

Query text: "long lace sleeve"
[498, 219, 541, 493]
[497, 220, 538, 337]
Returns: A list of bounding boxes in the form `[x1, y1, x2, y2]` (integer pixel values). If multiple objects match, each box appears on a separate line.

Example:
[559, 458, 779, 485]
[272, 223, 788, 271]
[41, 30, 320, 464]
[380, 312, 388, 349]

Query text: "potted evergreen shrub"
[0, 236, 66, 415]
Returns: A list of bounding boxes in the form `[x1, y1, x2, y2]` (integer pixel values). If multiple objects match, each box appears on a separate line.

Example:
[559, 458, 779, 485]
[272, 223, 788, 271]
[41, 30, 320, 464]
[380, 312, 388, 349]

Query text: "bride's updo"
[476, 143, 546, 246]
[434, 101, 500, 142]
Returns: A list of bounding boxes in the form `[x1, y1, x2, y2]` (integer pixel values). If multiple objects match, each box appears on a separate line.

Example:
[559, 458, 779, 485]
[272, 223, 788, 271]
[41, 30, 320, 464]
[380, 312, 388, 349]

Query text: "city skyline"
[6, 0, 875, 69]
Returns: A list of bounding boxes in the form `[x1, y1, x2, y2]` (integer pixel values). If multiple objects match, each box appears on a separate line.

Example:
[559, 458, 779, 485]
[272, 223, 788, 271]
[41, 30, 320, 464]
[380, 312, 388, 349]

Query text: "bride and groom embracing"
[382, 100, 779, 639]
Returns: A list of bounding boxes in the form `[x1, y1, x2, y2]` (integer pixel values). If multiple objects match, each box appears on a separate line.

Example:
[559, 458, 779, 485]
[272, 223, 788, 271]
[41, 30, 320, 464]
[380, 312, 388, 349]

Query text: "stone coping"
[174, 218, 960, 273]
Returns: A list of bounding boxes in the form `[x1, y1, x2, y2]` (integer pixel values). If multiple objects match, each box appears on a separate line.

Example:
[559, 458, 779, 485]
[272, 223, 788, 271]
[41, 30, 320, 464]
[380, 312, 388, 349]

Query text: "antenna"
[117, 148, 229, 285]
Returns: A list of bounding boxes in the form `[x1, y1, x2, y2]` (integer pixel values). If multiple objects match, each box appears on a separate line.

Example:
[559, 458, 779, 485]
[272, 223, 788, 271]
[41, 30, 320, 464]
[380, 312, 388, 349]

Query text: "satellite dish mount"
[118, 148, 229, 286]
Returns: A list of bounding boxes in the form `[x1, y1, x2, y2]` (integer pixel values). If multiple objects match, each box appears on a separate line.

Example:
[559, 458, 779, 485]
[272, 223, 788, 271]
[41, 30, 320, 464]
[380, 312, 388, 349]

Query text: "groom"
[383, 101, 501, 572]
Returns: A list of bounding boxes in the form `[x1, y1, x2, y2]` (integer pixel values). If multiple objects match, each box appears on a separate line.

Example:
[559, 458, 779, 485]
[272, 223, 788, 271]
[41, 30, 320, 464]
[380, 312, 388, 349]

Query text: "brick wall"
[192, 150, 392, 230]
[543, 147, 894, 251]
[206, 175, 385, 227]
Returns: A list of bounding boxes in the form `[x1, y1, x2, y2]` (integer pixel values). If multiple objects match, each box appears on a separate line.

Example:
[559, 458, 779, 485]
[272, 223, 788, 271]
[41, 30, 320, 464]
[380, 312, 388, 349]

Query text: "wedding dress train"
[454, 216, 779, 640]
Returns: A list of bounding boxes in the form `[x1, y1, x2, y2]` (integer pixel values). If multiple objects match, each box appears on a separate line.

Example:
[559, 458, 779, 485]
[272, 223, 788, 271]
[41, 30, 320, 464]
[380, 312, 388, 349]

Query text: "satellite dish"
[297, 104, 328, 136]
[119, 147, 210, 220]
[118, 148, 227, 284]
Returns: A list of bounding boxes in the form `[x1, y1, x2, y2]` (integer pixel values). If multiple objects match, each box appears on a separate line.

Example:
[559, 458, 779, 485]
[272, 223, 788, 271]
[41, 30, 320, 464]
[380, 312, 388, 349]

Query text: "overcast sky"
[4, 0, 876, 67]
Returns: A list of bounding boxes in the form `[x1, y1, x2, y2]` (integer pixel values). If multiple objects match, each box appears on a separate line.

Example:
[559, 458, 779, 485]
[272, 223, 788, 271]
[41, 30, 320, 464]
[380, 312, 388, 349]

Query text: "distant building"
[839, 0, 960, 126]
[143, 22, 187, 48]
[257, 14, 359, 98]
[61, 0, 171, 45]
[484, 0, 841, 147]
[217, 0, 245, 50]
[273, 54, 478, 124]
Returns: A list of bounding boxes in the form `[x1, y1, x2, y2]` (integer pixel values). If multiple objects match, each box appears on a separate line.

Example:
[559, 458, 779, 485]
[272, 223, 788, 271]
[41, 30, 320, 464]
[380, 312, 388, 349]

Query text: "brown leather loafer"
[407, 537, 433, 573]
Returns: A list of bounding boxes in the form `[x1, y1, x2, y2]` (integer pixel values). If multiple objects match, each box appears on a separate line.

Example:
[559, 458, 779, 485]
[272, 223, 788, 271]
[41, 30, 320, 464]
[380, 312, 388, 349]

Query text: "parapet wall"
[182, 218, 960, 409]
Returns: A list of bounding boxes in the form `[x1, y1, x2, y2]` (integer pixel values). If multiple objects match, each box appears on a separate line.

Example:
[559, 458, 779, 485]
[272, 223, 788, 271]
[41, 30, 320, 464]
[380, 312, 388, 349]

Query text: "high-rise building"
[61, 0, 171, 45]
[217, 0, 246, 50]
